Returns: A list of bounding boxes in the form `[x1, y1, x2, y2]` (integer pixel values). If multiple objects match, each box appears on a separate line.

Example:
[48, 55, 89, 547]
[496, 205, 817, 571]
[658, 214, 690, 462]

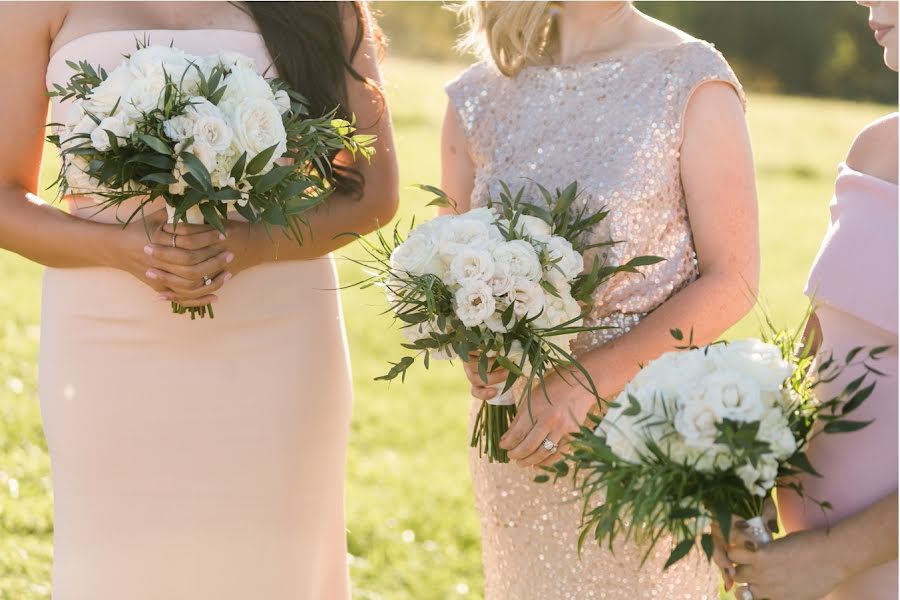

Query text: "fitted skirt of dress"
[39, 258, 353, 600]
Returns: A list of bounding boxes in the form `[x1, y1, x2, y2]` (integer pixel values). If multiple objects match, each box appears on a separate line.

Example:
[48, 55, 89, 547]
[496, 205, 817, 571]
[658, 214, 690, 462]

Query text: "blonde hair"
[456, 1, 556, 77]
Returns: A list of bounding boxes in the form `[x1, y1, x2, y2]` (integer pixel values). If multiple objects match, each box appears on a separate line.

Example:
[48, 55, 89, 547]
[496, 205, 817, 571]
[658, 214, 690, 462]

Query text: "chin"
[885, 48, 899, 72]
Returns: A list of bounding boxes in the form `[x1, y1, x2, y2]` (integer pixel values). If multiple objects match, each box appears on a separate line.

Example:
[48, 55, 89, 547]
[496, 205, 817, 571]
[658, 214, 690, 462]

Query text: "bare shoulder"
[0, 2, 67, 41]
[846, 113, 899, 184]
[635, 10, 698, 49]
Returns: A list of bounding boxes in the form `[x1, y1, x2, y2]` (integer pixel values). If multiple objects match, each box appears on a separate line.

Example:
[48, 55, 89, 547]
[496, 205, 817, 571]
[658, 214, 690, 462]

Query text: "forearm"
[580, 271, 754, 403]
[828, 491, 898, 581]
[0, 185, 116, 268]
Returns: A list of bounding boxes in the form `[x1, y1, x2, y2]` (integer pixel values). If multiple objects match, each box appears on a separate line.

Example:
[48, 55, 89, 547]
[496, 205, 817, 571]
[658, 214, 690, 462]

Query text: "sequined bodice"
[448, 40, 745, 600]
[447, 40, 744, 355]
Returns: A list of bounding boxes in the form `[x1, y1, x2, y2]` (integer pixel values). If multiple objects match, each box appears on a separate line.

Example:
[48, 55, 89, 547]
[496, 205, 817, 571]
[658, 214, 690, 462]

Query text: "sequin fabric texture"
[446, 40, 745, 599]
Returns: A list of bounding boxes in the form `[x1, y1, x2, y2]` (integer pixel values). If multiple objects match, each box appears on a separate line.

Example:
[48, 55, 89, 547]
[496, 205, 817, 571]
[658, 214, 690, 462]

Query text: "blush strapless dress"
[41, 30, 352, 600]
[778, 162, 898, 599]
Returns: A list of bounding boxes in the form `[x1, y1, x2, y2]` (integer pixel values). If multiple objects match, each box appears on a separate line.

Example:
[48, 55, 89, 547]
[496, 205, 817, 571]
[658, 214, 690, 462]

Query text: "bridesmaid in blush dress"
[0, 2, 397, 599]
[443, 2, 759, 597]
[727, 2, 898, 599]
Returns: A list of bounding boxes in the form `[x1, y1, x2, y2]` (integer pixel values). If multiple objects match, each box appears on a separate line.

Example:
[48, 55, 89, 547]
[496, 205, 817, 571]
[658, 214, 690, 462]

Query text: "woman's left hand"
[499, 371, 596, 468]
[728, 525, 844, 600]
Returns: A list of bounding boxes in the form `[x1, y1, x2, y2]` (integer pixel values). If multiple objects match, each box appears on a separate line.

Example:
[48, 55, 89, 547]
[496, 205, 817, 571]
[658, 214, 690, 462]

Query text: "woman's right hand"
[463, 354, 510, 402]
[106, 210, 234, 308]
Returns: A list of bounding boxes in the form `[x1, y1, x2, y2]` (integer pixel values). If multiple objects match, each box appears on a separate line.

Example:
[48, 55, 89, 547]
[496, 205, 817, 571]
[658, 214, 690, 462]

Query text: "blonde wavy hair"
[455, 1, 557, 77]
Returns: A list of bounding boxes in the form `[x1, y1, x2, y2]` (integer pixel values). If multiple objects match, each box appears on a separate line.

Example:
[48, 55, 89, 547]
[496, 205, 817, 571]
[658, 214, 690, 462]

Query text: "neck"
[555, 2, 636, 64]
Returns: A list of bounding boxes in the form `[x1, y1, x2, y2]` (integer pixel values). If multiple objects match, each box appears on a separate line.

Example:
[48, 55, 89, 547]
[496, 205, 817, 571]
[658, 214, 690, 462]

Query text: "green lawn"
[0, 56, 891, 600]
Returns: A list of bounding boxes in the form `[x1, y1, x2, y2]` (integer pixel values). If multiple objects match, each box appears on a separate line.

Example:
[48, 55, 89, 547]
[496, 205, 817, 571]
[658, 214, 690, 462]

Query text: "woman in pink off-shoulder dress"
[727, 2, 898, 599]
[0, 2, 397, 599]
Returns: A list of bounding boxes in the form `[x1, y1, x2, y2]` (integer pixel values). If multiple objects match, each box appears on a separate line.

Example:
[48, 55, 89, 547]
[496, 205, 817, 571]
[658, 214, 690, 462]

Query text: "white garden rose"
[127, 46, 193, 78]
[516, 215, 552, 238]
[629, 348, 714, 395]
[192, 112, 233, 153]
[673, 391, 722, 450]
[508, 278, 545, 320]
[64, 101, 86, 128]
[390, 233, 439, 276]
[460, 206, 497, 225]
[163, 115, 194, 142]
[60, 114, 99, 151]
[84, 66, 135, 115]
[758, 408, 797, 459]
[438, 218, 494, 259]
[545, 235, 585, 280]
[123, 72, 167, 116]
[454, 282, 496, 327]
[487, 262, 515, 296]
[228, 97, 287, 172]
[216, 50, 256, 71]
[700, 369, 766, 423]
[64, 156, 98, 195]
[710, 340, 792, 392]
[492, 240, 542, 282]
[736, 456, 779, 497]
[89, 116, 134, 151]
[450, 247, 495, 286]
[220, 65, 276, 105]
[273, 89, 291, 114]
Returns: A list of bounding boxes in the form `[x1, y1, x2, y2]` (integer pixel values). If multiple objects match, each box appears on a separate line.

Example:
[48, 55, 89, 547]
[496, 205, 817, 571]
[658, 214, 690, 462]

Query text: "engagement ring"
[203, 275, 213, 286]
[542, 438, 558, 453]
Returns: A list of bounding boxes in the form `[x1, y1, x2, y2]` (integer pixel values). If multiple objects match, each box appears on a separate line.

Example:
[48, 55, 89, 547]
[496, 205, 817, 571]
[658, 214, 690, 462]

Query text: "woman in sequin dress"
[441, 2, 759, 598]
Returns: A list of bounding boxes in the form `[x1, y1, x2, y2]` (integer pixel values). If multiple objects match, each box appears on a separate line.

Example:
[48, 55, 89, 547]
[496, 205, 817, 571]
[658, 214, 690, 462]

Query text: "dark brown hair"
[242, 1, 384, 198]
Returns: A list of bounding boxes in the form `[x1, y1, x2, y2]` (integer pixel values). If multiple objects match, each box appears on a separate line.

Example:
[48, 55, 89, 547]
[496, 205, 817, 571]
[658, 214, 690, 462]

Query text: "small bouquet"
[351, 181, 662, 462]
[47, 41, 375, 318]
[541, 323, 885, 569]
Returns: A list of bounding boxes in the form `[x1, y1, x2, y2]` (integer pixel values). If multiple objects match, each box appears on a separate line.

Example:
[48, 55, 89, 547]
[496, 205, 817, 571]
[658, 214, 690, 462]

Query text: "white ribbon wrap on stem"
[165, 204, 205, 226]
[737, 516, 773, 600]
[487, 382, 516, 406]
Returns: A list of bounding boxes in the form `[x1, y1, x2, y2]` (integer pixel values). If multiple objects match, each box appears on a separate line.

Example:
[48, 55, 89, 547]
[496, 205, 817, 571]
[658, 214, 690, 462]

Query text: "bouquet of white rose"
[540, 324, 885, 569]
[47, 40, 375, 318]
[350, 181, 662, 462]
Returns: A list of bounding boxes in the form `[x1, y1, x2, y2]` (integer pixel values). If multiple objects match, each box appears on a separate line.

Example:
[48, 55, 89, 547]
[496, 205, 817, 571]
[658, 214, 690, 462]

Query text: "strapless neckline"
[838, 161, 899, 189]
[48, 28, 264, 71]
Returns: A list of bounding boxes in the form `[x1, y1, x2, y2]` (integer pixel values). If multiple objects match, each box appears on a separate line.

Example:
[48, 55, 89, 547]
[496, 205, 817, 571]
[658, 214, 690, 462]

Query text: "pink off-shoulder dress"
[778, 162, 899, 599]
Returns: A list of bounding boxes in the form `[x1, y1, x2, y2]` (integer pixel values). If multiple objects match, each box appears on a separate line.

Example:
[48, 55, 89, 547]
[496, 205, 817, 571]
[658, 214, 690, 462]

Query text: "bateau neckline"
[839, 161, 899, 188]
[48, 28, 264, 69]
[520, 39, 705, 73]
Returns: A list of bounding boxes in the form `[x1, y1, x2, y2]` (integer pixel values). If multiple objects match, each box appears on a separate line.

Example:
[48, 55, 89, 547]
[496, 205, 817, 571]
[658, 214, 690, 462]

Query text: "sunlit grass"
[0, 56, 891, 600]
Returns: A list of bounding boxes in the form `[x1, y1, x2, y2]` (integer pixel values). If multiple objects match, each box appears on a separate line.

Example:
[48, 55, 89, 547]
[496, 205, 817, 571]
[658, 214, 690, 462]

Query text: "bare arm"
[439, 102, 475, 215]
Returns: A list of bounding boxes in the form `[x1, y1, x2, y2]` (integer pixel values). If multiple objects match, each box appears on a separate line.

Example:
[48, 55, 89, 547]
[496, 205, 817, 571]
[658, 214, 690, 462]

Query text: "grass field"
[0, 56, 891, 600]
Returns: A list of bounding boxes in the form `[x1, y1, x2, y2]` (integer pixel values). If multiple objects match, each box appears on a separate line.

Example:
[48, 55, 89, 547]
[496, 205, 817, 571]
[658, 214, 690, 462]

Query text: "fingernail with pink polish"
[219, 233, 226, 241]
[157, 294, 169, 301]
[146, 270, 157, 280]
[224, 272, 233, 282]
[225, 253, 235, 263]
[143, 245, 153, 256]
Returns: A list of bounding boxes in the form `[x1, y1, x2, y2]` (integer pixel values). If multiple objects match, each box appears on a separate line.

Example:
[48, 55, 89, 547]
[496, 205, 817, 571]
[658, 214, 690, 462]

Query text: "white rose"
[84, 66, 135, 115]
[220, 65, 276, 105]
[484, 311, 510, 333]
[390, 233, 440, 276]
[507, 278, 545, 320]
[64, 156, 98, 195]
[189, 140, 219, 173]
[216, 50, 256, 71]
[736, 457, 779, 497]
[60, 114, 98, 151]
[127, 46, 193, 77]
[193, 113, 233, 153]
[90, 116, 134, 151]
[492, 240, 542, 282]
[629, 348, 714, 395]
[450, 247, 495, 286]
[460, 206, 497, 225]
[487, 262, 515, 296]
[454, 282, 496, 328]
[163, 115, 194, 142]
[710, 340, 792, 392]
[123, 72, 167, 116]
[673, 392, 722, 451]
[273, 89, 291, 114]
[545, 235, 585, 280]
[758, 408, 797, 460]
[64, 101, 86, 128]
[438, 218, 494, 259]
[516, 215, 552, 238]
[700, 370, 766, 423]
[228, 97, 287, 172]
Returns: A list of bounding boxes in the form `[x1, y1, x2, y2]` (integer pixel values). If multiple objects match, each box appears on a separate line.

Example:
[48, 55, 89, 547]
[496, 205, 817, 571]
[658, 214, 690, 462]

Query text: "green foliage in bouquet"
[347, 181, 663, 462]
[539, 312, 886, 570]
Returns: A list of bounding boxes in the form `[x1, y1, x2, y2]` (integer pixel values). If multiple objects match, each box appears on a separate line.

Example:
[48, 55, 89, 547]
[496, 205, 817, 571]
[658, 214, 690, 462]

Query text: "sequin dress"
[446, 40, 745, 599]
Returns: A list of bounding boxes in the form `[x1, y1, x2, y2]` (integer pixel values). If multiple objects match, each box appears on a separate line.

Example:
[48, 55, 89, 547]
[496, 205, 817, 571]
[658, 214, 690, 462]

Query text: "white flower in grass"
[507, 278, 545, 320]
[454, 282, 496, 327]
[492, 240, 542, 282]
[89, 115, 134, 151]
[228, 97, 287, 173]
[450, 247, 495, 286]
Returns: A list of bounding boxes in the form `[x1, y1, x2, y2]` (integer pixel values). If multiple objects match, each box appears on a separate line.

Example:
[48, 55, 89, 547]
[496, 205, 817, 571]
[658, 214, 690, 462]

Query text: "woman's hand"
[727, 526, 844, 600]
[109, 210, 233, 308]
[499, 370, 595, 468]
[710, 500, 778, 591]
[462, 354, 510, 402]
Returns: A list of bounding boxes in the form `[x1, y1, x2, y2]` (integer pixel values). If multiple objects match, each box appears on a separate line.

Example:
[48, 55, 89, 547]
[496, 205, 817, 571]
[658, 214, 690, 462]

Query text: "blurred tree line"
[374, 1, 898, 104]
